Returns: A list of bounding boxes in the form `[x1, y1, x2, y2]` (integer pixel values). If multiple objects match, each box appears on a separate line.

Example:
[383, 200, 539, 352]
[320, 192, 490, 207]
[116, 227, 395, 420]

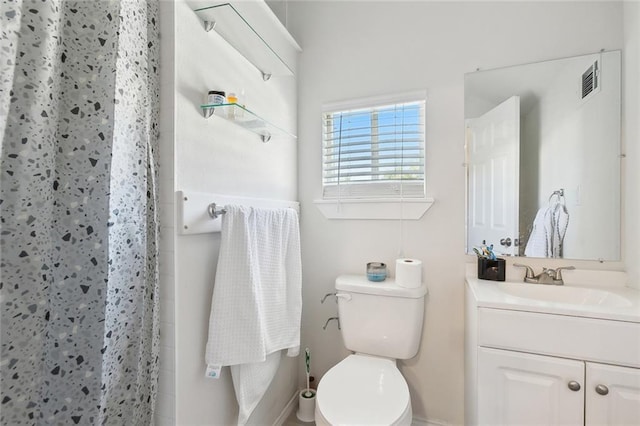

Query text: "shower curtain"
[0, 0, 160, 424]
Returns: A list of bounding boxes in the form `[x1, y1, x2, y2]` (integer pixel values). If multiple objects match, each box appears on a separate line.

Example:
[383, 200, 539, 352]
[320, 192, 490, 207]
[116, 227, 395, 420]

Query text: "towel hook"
[548, 188, 565, 203]
[208, 203, 227, 219]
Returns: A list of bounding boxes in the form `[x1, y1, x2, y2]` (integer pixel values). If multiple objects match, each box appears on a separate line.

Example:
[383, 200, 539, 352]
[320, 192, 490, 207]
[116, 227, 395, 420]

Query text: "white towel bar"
[177, 190, 300, 235]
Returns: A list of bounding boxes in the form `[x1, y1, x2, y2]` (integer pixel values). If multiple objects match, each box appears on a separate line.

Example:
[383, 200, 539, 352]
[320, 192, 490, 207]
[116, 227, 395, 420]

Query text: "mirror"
[465, 51, 621, 261]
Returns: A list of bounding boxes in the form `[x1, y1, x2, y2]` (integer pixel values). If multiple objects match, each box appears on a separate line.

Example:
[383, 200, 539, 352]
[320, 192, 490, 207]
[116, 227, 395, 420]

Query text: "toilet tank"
[335, 275, 428, 359]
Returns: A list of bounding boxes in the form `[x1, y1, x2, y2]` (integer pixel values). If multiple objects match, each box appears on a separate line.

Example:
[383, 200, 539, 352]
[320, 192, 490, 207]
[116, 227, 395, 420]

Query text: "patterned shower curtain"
[0, 1, 160, 424]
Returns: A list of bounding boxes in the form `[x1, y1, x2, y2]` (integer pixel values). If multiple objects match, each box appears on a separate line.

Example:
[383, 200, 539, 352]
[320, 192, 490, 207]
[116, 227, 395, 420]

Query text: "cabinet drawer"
[478, 308, 640, 368]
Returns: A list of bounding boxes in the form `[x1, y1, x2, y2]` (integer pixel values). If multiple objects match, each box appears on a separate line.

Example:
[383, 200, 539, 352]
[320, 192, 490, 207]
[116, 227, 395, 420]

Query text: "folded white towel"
[205, 205, 302, 425]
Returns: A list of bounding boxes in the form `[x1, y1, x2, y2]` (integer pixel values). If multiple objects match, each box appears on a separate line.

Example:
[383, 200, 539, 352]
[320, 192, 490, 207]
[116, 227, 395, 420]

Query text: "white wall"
[289, 2, 624, 424]
[624, 1, 640, 290]
[163, 0, 299, 424]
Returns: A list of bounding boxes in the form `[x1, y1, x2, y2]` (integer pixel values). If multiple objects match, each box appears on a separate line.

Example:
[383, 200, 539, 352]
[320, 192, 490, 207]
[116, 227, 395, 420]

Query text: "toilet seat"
[315, 354, 411, 425]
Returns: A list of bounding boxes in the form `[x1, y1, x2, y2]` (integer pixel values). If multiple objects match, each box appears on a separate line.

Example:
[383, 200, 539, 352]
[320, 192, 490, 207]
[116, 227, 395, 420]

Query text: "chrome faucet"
[514, 264, 575, 285]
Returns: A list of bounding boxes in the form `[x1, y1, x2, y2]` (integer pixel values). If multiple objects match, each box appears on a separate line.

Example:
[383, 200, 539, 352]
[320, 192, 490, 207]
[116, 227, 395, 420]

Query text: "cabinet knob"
[595, 384, 609, 396]
[568, 381, 581, 391]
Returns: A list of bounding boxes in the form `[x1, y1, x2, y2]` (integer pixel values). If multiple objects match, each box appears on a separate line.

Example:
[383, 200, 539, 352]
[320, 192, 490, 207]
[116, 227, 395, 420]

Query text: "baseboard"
[273, 390, 299, 426]
[412, 417, 450, 426]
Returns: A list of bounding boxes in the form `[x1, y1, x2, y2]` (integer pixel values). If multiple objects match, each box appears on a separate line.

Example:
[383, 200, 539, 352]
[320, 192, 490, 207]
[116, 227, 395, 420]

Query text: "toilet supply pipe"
[304, 348, 312, 397]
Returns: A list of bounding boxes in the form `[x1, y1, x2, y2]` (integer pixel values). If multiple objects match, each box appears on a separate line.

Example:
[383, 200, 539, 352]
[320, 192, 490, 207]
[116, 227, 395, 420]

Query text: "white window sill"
[313, 198, 435, 220]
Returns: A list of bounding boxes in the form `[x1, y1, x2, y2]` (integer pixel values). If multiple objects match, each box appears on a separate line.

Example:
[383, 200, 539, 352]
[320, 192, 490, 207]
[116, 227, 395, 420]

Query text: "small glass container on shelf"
[208, 90, 225, 104]
[226, 93, 241, 119]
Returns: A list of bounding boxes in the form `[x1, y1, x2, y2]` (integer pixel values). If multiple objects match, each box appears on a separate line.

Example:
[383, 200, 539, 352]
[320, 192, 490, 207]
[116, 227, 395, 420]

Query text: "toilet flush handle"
[335, 293, 351, 301]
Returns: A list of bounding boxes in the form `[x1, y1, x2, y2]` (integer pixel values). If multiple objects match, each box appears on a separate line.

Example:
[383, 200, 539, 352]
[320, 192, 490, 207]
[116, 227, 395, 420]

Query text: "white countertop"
[466, 264, 640, 323]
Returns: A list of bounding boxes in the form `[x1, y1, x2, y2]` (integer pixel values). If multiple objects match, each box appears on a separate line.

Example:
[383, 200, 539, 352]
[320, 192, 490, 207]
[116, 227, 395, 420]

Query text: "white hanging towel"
[551, 203, 569, 258]
[205, 205, 302, 425]
[525, 201, 570, 258]
[524, 205, 554, 257]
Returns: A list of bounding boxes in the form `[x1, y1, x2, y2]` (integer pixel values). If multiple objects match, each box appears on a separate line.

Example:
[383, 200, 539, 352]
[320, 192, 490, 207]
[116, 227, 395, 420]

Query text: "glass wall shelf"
[201, 103, 296, 143]
[193, 3, 294, 81]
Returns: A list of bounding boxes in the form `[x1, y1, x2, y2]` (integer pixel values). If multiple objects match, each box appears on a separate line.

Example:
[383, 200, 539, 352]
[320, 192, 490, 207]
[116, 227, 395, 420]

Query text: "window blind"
[322, 97, 426, 199]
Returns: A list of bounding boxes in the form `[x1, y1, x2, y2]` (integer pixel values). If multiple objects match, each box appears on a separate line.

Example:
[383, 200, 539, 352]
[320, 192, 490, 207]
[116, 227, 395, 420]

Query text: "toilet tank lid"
[335, 275, 427, 298]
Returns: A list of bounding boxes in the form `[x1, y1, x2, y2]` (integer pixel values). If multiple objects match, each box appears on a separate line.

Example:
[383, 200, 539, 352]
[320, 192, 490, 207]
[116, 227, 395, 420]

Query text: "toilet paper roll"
[395, 258, 423, 288]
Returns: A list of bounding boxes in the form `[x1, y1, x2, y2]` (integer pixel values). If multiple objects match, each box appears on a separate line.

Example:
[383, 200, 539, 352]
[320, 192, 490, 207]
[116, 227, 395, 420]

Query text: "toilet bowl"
[315, 354, 412, 426]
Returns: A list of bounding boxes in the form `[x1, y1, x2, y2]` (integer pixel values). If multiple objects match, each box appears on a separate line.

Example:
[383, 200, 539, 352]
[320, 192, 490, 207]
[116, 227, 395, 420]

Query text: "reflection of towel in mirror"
[551, 203, 569, 258]
[525, 202, 569, 258]
[205, 205, 302, 425]
[524, 207, 554, 257]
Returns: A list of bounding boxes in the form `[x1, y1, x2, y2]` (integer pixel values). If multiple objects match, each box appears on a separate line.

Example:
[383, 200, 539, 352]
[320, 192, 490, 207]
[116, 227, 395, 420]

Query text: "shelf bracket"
[261, 133, 271, 143]
[202, 107, 215, 119]
[261, 72, 272, 82]
[203, 20, 216, 32]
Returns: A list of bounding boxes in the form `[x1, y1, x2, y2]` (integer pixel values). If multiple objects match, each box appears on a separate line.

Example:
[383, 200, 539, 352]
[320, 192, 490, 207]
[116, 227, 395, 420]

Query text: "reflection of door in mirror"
[466, 96, 520, 256]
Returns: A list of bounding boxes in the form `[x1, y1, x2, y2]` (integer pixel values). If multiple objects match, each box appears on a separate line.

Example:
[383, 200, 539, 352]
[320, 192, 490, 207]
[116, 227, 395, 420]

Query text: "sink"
[467, 265, 640, 323]
[497, 282, 633, 308]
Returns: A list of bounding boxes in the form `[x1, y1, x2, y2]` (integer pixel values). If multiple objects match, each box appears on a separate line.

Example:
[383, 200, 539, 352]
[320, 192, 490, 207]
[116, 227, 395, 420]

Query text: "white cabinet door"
[478, 347, 584, 426]
[586, 362, 640, 425]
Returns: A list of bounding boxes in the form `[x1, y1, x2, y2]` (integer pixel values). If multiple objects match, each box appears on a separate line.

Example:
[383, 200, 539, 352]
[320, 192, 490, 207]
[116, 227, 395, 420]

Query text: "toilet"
[315, 274, 428, 426]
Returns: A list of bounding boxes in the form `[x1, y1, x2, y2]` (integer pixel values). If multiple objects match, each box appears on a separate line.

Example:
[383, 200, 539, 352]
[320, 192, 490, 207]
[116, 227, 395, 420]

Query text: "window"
[322, 92, 426, 200]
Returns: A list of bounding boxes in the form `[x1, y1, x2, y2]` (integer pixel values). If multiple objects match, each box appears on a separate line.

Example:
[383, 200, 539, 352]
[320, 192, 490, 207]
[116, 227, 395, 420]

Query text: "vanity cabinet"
[465, 276, 640, 426]
[478, 347, 640, 425]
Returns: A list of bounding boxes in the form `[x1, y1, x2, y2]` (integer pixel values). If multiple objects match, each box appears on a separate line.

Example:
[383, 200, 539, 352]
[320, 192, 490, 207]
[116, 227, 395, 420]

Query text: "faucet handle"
[513, 263, 535, 278]
[542, 267, 556, 278]
[554, 266, 575, 282]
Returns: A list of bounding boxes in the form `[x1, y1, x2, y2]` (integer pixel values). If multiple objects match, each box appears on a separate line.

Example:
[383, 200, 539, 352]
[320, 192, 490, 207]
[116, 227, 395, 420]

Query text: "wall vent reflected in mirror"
[465, 51, 621, 261]
[582, 60, 600, 100]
